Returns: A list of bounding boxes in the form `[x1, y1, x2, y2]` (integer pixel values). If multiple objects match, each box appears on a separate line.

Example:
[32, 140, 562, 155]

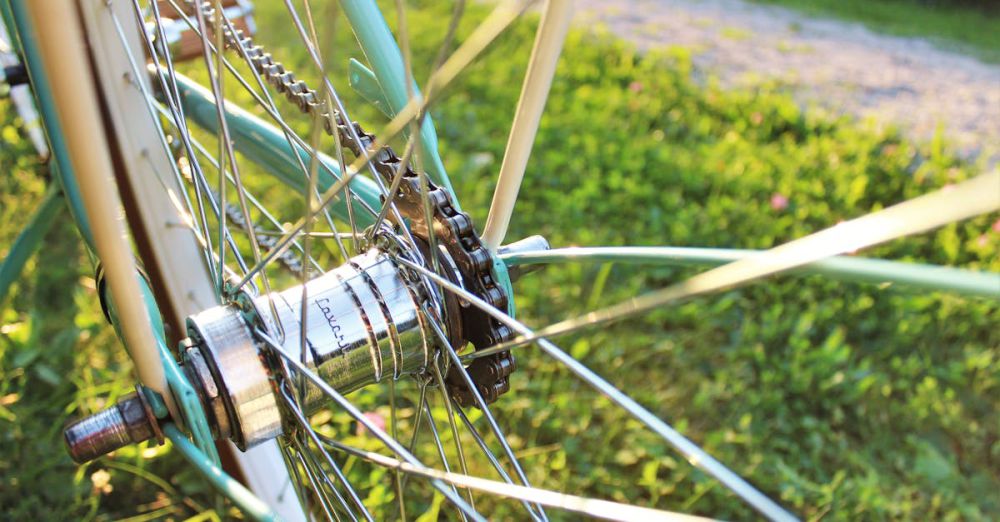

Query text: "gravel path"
[575, 0, 1000, 160]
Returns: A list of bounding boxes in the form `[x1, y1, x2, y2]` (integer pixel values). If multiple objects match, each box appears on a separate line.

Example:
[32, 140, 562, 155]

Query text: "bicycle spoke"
[162, 0, 381, 231]
[394, 256, 794, 521]
[428, 360, 476, 513]
[232, 163, 370, 290]
[367, 0, 532, 166]
[127, 4, 320, 294]
[299, 110, 323, 410]
[319, 437, 714, 522]
[333, 121, 362, 252]
[368, 0, 447, 243]
[194, 4, 299, 343]
[421, 397, 468, 521]
[452, 405, 519, 487]
[259, 0, 532, 259]
[210, 1, 228, 293]
[162, 112, 324, 275]
[291, 437, 342, 521]
[230, 3, 352, 261]
[277, 384, 373, 521]
[223, 0, 535, 291]
[387, 379, 407, 521]
[396, 0, 468, 299]
[254, 328, 486, 522]
[119, 0, 225, 285]
[497, 246, 1000, 299]
[474, 170, 1000, 358]
[298, 0, 359, 254]
[279, 0, 426, 264]
[278, 440, 319, 518]
[416, 302, 547, 521]
[392, 375, 528, 519]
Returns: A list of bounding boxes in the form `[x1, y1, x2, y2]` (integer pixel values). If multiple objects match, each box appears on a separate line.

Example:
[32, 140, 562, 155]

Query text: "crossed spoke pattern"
[108, 0, 999, 520]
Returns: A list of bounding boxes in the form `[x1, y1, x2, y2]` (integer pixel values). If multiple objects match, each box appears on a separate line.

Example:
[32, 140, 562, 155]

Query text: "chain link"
[198, 3, 516, 405]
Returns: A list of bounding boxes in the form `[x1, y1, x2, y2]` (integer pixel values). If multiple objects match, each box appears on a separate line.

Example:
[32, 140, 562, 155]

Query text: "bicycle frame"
[2, 0, 997, 520]
[0, 0, 461, 519]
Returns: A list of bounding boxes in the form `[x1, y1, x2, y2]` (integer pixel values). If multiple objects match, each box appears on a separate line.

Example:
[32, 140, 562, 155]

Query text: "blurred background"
[1, 0, 998, 519]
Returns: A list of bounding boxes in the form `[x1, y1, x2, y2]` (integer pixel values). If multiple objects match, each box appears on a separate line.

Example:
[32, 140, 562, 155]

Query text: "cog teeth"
[203, 0, 517, 406]
[448, 376, 511, 407]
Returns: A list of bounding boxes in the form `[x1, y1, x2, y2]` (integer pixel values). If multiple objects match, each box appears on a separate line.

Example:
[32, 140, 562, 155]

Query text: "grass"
[2, 1, 999, 520]
[750, 0, 1000, 63]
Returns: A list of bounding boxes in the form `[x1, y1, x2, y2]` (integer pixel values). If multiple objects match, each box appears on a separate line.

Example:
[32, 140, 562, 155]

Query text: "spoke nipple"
[64, 386, 163, 464]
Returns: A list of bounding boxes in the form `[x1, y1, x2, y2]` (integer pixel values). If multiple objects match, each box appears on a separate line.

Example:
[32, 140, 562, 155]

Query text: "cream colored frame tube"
[481, 0, 573, 250]
[25, 0, 173, 415]
[66, 1, 306, 518]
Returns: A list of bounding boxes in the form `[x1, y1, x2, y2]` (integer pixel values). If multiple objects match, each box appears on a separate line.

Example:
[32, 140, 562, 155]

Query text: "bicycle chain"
[198, 4, 516, 405]
[219, 195, 305, 277]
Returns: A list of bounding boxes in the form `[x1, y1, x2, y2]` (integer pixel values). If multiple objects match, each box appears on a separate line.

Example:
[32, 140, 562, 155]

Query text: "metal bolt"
[182, 344, 232, 441]
[64, 386, 163, 464]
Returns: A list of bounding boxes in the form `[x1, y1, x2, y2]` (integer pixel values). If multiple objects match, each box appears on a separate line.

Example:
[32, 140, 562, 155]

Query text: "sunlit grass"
[1, 1, 998, 519]
[751, 0, 1000, 63]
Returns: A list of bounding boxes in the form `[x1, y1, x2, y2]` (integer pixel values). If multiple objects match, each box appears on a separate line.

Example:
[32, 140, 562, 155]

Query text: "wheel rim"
[86, 0, 1000, 520]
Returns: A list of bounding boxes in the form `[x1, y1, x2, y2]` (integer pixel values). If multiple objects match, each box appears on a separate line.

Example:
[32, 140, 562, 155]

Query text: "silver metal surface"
[64, 403, 130, 463]
[187, 304, 282, 450]
[497, 235, 549, 257]
[182, 343, 232, 440]
[189, 248, 433, 449]
[253, 249, 432, 402]
[498, 235, 550, 281]
[63, 389, 162, 463]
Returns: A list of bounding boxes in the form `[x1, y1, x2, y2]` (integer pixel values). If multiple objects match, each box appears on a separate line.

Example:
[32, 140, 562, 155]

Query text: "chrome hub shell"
[185, 248, 434, 449]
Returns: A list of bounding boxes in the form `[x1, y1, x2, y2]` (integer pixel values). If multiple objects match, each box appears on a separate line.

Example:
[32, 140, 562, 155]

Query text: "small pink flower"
[992, 218, 1000, 233]
[770, 193, 789, 211]
[356, 411, 386, 437]
[628, 81, 643, 93]
[977, 234, 989, 247]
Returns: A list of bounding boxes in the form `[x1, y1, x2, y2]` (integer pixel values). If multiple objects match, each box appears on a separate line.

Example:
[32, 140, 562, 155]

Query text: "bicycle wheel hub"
[183, 246, 436, 450]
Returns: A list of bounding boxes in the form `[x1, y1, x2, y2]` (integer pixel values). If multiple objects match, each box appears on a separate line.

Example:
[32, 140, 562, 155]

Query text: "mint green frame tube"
[4, 0, 235, 511]
[5, 0, 93, 244]
[0, 183, 61, 304]
[165, 424, 279, 522]
[8, 0, 221, 463]
[174, 71, 381, 225]
[340, 0, 456, 202]
[500, 247, 1000, 299]
[12, 0, 993, 517]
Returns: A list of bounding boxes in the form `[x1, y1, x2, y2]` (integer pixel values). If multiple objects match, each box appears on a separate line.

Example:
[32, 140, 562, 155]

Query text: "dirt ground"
[576, 0, 1000, 161]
